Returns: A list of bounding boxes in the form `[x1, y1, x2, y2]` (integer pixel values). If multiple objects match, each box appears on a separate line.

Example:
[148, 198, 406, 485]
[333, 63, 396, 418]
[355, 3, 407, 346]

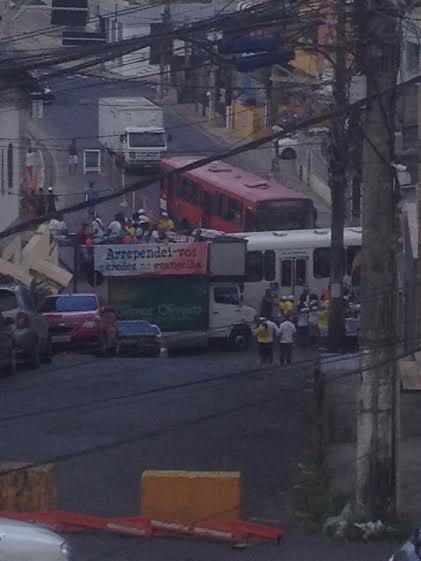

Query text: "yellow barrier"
[141, 470, 241, 524]
[0, 463, 57, 512]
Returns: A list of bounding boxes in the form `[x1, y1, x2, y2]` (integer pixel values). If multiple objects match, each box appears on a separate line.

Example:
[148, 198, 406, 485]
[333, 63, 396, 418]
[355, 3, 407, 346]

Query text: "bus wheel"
[229, 327, 251, 351]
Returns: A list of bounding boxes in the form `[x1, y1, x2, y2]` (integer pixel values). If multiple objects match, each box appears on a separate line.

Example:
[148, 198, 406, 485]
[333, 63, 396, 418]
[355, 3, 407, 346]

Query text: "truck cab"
[208, 282, 256, 350]
[121, 126, 167, 168]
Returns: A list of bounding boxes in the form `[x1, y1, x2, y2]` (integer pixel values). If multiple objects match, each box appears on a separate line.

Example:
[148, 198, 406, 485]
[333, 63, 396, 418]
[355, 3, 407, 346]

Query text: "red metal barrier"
[0, 511, 283, 545]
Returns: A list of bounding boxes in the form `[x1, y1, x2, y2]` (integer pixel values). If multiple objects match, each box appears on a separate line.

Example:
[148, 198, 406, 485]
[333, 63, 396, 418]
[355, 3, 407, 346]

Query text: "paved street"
[0, 349, 396, 560]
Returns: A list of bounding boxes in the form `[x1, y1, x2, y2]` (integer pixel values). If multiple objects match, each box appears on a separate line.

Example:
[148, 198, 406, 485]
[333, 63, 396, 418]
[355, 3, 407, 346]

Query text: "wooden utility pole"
[327, 0, 347, 352]
[355, 0, 402, 519]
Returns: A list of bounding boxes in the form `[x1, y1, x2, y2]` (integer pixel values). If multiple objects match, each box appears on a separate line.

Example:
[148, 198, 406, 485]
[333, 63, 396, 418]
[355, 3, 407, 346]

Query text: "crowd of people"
[256, 286, 361, 366]
[48, 205, 198, 247]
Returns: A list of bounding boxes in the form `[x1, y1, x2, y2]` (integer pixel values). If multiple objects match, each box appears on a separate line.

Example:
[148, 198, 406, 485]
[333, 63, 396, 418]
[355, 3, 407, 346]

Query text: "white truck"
[94, 238, 257, 351]
[98, 97, 168, 169]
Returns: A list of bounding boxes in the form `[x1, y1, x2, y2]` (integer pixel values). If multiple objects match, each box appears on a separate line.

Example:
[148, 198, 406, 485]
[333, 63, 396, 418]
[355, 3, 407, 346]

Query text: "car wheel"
[4, 349, 16, 376]
[30, 341, 41, 370]
[229, 328, 251, 352]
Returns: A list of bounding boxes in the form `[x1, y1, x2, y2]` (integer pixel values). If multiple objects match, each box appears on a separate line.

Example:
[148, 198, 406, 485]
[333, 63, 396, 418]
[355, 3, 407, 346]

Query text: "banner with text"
[94, 243, 208, 276]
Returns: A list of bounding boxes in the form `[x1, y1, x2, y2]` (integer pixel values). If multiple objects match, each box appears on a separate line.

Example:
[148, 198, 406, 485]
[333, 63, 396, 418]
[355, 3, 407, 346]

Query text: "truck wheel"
[229, 328, 251, 351]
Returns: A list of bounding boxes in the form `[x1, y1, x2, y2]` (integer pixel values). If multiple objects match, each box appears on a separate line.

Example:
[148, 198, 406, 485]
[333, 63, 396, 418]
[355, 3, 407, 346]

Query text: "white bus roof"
[234, 228, 362, 250]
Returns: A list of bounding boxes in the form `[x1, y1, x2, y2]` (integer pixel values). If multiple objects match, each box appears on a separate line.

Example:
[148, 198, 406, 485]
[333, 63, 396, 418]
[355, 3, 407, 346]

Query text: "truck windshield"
[128, 132, 166, 148]
[255, 200, 315, 231]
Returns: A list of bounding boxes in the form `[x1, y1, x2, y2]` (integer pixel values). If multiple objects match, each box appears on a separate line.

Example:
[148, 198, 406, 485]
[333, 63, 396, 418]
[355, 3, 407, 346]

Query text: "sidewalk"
[164, 97, 331, 228]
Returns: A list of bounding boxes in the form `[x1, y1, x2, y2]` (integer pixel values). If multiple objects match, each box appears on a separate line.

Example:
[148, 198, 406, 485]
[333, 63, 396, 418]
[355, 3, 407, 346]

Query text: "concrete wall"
[231, 101, 270, 141]
[0, 91, 27, 231]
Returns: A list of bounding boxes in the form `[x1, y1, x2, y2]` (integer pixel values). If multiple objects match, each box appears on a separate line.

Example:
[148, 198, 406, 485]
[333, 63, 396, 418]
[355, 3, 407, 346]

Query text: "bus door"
[279, 256, 308, 299]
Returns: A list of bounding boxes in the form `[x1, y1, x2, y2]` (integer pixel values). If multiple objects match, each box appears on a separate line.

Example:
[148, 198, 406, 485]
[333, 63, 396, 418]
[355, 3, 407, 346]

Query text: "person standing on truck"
[68, 139, 79, 175]
[255, 317, 277, 365]
[158, 212, 175, 233]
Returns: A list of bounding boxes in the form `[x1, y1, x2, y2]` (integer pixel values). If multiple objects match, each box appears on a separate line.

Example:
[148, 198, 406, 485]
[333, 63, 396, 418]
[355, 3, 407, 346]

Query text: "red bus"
[160, 156, 316, 233]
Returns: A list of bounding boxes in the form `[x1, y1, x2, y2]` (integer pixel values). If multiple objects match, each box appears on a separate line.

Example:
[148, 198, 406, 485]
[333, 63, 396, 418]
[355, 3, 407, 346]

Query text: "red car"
[40, 294, 117, 354]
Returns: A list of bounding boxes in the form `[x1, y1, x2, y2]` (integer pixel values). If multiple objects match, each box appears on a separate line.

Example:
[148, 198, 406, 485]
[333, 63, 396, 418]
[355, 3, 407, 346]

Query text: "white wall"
[0, 94, 25, 231]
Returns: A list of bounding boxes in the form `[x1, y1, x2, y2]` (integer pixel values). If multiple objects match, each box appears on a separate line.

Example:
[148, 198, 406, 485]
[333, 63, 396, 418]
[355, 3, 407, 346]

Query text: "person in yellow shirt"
[279, 296, 289, 317]
[255, 317, 277, 365]
[279, 295, 294, 319]
[158, 212, 175, 233]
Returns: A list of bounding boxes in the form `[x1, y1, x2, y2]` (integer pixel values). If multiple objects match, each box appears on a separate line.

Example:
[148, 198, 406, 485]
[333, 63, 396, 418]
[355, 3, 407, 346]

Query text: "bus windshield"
[128, 132, 166, 148]
[254, 200, 315, 231]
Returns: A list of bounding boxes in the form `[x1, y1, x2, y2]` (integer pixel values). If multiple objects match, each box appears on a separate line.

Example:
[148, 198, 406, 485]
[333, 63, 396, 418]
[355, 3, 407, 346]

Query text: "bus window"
[313, 248, 330, 279]
[228, 198, 243, 225]
[181, 179, 202, 206]
[346, 246, 362, 275]
[246, 209, 256, 231]
[281, 259, 292, 287]
[295, 259, 306, 285]
[245, 251, 263, 282]
[264, 250, 276, 281]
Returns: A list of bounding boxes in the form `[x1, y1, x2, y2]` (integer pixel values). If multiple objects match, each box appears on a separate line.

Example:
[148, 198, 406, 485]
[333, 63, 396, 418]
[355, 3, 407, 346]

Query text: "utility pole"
[159, 2, 171, 100]
[355, 0, 402, 519]
[208, 0, 218, 121]
[327, 0, 347, 352]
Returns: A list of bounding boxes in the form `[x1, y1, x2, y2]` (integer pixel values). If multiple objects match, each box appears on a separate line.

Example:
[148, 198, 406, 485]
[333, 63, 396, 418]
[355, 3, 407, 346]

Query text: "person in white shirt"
[49, 214, 67, 239]
[108, 214, 123, 236]
[278, 317, 296, 365]
[92, 215, 106, 240]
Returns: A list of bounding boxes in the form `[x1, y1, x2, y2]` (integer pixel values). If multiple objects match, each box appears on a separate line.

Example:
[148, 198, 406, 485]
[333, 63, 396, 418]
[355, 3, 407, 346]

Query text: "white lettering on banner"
[94, 243, 208, 277]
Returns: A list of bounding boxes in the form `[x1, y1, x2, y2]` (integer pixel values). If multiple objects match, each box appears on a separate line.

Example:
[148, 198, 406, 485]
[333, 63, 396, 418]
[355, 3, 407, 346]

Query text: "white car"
[0, 518, 71, 561]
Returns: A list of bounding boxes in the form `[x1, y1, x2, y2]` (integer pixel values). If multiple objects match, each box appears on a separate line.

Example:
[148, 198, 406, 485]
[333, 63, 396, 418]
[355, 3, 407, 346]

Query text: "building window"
[245, 251, 263, 282]
[406, 42, 420, 73]
[7, 143, 13, 192]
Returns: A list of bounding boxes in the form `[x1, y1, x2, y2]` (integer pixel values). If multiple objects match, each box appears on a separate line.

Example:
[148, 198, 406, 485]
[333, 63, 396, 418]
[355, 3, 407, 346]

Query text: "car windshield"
[40, 295, 98, 313]
[128, 132, 166, 148]
[117, 321, 160, 335]
[0, 289, 18, 312]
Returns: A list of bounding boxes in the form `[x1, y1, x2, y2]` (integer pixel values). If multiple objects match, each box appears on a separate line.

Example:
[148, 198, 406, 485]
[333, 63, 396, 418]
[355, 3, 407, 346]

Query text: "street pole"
[208, 0, 217, 121]
[355, 0, 402, 519]
[327, 0, 347, 352]
[159, 2, 171, 100]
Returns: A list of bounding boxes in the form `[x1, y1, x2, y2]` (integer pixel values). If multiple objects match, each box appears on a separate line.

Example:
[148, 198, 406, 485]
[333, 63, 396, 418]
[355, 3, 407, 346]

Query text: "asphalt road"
[37, 75, 220, 233]
[0, 350, 396, 560]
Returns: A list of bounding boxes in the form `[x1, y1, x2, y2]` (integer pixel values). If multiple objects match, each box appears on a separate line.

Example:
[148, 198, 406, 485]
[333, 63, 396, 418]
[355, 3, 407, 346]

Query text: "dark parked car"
[389, 528, 421, 560]
[117, 320, 162, 357]
[0, 284, 51, 368]
[0, 312, 16, 375]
